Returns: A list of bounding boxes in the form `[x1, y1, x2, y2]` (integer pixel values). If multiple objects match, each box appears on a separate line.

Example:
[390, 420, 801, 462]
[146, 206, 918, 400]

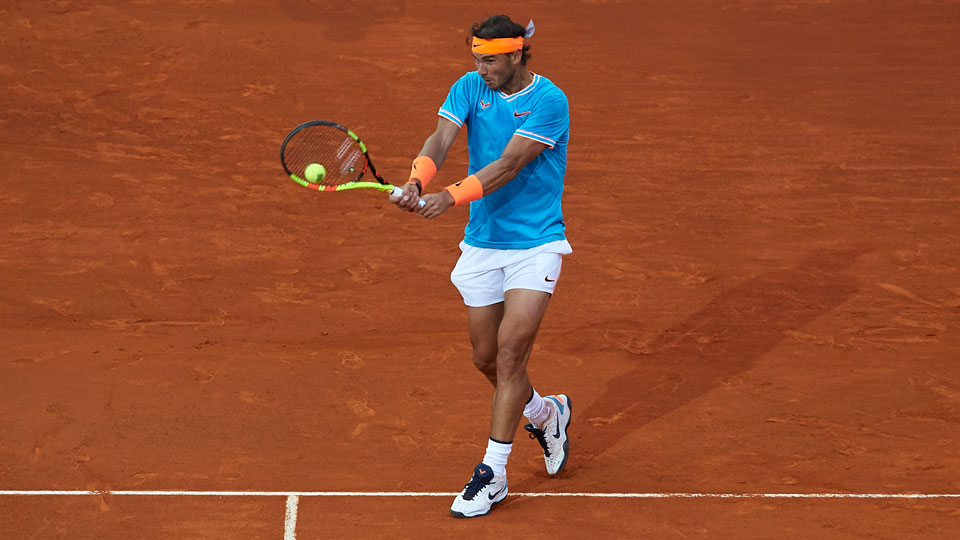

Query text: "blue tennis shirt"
[438, 71, 569, 249]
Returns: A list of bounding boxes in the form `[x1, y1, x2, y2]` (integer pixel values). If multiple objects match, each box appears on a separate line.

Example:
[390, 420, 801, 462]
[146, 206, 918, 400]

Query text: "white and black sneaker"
[524, 394, 572, 475]
[449, 463, 508, 518]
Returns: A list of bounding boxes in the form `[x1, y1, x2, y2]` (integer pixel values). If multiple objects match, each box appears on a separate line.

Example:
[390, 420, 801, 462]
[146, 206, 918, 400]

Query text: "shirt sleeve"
[514, 93, 569, 148]
[438, 73, 475, 129]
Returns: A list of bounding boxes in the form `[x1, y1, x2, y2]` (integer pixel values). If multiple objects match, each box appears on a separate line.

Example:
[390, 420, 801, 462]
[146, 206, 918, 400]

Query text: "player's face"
[473, 52, 520, 90]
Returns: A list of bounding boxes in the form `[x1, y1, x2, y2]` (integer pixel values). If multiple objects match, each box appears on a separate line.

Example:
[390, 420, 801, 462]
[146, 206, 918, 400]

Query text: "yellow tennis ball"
[304, 163, 326, 183]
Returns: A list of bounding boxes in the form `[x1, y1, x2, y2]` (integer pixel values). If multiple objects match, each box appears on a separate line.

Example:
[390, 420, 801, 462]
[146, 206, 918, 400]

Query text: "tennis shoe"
[524, 394, 572, 475]
[449, 463, 508, 518]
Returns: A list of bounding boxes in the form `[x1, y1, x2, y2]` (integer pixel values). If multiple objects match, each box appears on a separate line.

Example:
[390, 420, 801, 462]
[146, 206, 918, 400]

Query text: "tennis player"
[391, 14, 572, 518]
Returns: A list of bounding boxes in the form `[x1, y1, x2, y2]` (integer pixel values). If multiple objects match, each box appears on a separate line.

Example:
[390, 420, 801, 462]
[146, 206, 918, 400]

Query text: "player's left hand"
[417, 191, 454, 219]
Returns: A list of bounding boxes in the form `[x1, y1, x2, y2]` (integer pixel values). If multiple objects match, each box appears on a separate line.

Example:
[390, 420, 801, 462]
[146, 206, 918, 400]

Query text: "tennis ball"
[304, 163, 326, 183]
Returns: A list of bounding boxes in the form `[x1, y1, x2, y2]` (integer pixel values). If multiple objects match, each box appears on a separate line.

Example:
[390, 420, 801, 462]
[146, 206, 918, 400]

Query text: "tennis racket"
[280, 120, 424, 207]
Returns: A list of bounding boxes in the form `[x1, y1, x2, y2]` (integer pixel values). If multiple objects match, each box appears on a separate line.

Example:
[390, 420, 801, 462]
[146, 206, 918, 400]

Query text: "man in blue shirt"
[392, 14, 573, 518]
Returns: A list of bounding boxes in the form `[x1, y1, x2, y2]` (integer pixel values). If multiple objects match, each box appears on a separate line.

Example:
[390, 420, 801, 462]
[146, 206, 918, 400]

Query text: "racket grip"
[390, 185, 426, 208]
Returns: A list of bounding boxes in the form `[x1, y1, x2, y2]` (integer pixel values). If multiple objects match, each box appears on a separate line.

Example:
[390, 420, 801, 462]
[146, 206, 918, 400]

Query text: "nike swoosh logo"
[488, 484, 506, 500]
[549, 397, 565, 438]
[544, 275, 555, 282]
[513, 111, 531, 117]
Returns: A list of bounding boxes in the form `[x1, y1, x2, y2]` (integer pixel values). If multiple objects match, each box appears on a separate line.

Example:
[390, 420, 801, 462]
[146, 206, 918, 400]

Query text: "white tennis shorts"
[450, 239, 573, 307]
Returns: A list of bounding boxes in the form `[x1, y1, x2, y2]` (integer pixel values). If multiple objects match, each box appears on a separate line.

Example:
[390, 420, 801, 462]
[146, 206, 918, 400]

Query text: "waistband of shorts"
[459, 238, 572, 255]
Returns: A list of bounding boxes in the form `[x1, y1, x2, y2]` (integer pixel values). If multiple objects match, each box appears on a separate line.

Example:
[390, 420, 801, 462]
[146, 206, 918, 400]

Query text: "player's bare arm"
[417, 135, 548, 219]
[393, 118, 461, 211]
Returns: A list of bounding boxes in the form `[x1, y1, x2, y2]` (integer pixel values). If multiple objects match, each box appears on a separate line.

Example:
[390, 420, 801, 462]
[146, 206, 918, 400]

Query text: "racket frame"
[280, 120, 423, 205]
[281, 120, 394, 193]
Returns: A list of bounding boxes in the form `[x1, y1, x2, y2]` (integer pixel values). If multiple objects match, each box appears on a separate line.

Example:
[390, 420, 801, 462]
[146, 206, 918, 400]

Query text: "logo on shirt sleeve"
[513, 110, 532, 117]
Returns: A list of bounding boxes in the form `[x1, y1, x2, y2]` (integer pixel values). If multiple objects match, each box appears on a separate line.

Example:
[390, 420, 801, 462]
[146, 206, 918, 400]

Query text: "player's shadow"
[566, 247, 862, 475]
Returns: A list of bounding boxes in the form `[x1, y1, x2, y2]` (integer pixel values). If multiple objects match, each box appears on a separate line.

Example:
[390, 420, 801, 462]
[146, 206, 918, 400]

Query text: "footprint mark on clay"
[339, 351, 365, 369]
[347, 266, 374, 284]
[242, 82, 277, 98]
[347, 258, 384, 284]
[347, 398, 376, 419]
[190, 366, 215, 383]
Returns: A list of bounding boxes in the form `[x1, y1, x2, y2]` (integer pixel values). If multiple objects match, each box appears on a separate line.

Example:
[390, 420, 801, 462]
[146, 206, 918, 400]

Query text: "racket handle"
[390, 185, 426, 208]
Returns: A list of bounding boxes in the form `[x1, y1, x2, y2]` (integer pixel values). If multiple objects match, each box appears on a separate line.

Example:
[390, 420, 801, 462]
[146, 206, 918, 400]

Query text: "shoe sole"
[552, 394, 572, 475]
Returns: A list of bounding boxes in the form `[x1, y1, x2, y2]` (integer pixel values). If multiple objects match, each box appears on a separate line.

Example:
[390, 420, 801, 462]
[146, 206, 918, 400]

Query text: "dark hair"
[469, 15, 531, 65]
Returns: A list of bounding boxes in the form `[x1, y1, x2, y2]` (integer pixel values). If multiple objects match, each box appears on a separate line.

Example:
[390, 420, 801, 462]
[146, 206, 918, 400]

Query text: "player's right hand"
[391, 182, 422, 212]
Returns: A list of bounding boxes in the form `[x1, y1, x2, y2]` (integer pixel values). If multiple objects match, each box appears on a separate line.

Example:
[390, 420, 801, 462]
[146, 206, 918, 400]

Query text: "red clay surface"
[2, 1, 959, 538]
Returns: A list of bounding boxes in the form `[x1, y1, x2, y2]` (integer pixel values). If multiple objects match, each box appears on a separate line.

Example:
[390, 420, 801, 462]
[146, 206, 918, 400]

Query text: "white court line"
[1, 490, 959, 498]
[283, 495, 299, 540]
[6, 490, 958, 540]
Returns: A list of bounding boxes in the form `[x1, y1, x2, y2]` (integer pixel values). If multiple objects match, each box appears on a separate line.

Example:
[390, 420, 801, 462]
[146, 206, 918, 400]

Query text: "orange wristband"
[444, 175, 483, 206]
[408, 155, 437, 190]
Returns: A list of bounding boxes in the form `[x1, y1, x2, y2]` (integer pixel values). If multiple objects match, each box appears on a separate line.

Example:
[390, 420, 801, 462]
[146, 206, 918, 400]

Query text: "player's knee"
[497, 329, 535, 360]
[495, 344, 529, 379]
[472, 350, 497, 376]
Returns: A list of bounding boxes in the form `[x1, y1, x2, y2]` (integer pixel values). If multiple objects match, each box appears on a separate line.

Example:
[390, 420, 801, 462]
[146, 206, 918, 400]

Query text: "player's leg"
[502, 248, 573, 475]
[450, 248, 512, 518]
[451, 310, 513, 519]
[467, 302, 503, 387]
[449, 242, 572, 517]
[451, 289, 546, 518]
[488, 288, 552, 442]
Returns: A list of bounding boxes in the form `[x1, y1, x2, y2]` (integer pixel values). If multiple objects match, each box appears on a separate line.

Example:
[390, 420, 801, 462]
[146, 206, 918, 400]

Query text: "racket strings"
[284, 126, 366, 186]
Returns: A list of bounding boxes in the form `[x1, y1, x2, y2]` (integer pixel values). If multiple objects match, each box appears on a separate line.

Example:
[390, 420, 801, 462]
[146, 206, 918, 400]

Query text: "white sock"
[523, 389, 552, 428]
[482, 438, 512, 478]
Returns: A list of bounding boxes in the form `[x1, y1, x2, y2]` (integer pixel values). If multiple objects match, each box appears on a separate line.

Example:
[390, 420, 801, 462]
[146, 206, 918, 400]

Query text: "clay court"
[2, 0, 959, 538]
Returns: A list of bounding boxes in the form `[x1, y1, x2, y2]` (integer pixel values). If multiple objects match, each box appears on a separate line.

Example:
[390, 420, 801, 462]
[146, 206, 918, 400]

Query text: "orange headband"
[471, 36, 524, 55]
